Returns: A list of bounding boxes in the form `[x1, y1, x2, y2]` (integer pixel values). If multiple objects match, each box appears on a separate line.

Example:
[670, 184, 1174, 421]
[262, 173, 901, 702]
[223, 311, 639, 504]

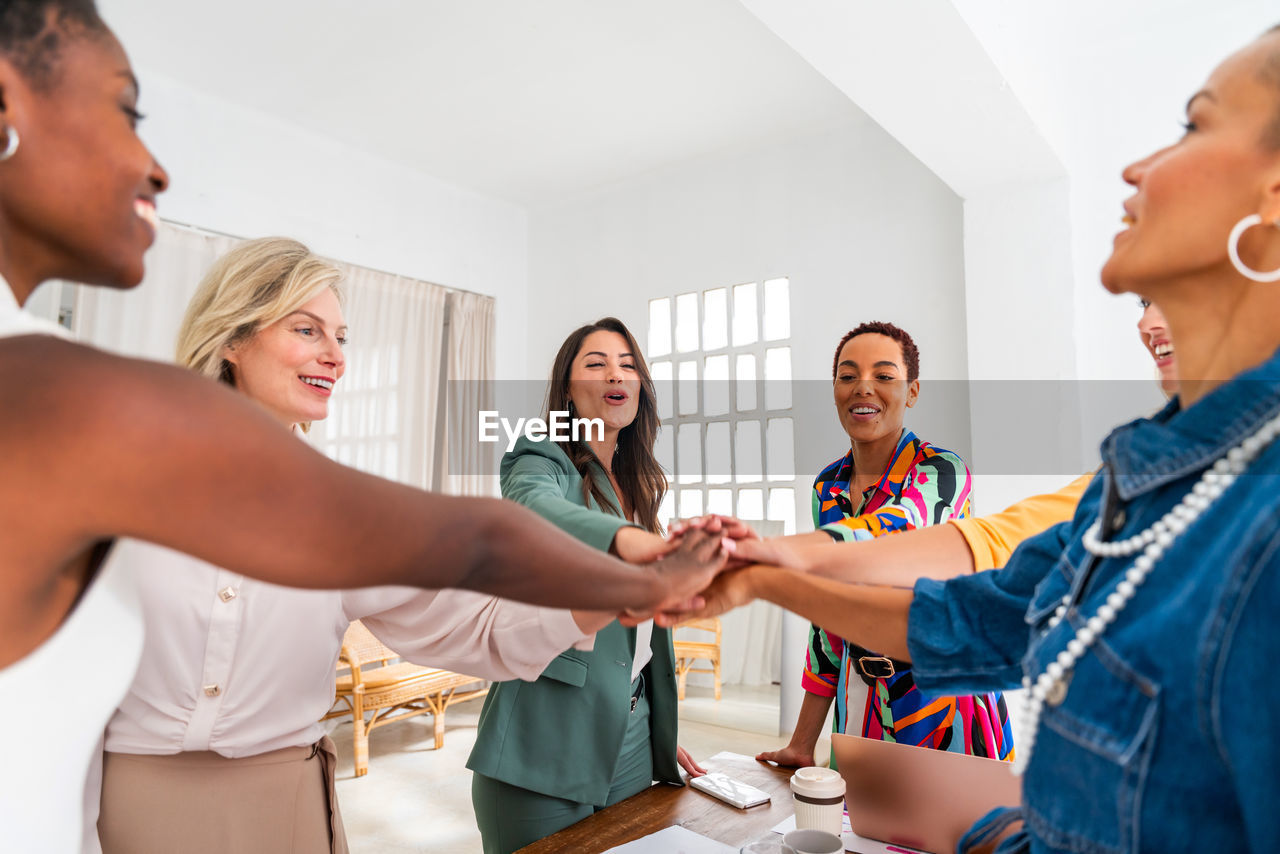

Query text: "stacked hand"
[620, 526, 730, 626]
[641, 514, 791, 626]
[668, 514, 808, 570]
[619, 514, 810, 626]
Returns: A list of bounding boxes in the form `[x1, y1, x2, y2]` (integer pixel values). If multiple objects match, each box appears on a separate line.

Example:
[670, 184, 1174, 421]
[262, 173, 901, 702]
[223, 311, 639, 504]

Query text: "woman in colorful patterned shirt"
[759, 321, 1014, 768]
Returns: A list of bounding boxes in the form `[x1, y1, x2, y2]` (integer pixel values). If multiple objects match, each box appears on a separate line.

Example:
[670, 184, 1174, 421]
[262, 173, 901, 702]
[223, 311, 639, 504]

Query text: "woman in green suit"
[468, 317, 707, 853]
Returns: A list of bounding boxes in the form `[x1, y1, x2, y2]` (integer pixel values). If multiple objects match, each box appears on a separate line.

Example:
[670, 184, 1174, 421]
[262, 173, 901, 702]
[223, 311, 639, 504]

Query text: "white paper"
[603, 825, 737, 854]
[769, 815, 930, 854]
[706, 750, 760, 763]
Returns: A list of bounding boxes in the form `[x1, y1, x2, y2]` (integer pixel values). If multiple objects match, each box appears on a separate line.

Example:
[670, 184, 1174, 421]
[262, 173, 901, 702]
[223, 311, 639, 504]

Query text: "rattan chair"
[324, 620, 488, 777]
[673, 617, 722, 700]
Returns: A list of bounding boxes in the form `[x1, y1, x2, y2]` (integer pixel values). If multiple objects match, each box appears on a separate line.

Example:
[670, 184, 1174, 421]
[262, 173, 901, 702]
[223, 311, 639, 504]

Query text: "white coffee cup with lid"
[789, 766, 845, 837]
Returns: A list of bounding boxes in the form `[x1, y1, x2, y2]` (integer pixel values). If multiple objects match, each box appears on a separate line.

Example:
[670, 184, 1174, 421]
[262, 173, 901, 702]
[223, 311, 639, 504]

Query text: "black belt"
[850, 643, 908, 686]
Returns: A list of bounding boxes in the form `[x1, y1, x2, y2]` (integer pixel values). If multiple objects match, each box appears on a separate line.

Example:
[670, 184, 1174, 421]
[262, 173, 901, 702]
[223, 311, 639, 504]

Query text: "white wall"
[528, 113, 972, 504]
[948, 0, 1277, 385]
[735, 0, 1092, 520]
[528, 114, 970, 383]
[129, 69, 530, 377]
[961, 180, 1090, 513]
[527, 115, 970, 732]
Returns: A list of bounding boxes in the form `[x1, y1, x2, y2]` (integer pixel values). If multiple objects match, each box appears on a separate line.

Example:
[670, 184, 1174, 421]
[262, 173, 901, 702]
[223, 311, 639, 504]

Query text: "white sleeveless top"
[0, 281, 144, 853]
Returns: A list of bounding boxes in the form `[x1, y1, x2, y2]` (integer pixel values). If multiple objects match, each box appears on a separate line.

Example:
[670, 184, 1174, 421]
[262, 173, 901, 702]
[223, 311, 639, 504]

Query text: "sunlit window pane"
[767, 487, 797, 534]
[736, 354, 757, 411]
[737, 488, 764, 520]
[767, 417, 794, 482]
[679, 489, 704, 520]
[704, 354, 729, 416]
[707, 488, 733, 516]
[648, 298, 672, 357]
[702, 288, 728, 351]
[705, 421, 731, 484]
[650, 360, 672, 421]
[677, 422, 702, 484]
[657, 491, 675, 532]
[763, 278, 790, 341]
[735, 420, 762, 482]
[765, 347, 792, 410]
[732, 282, 758, 346]
[678, 360, 698, 416]
[675, 292, 699, 353]
[654, 425, 674, 478]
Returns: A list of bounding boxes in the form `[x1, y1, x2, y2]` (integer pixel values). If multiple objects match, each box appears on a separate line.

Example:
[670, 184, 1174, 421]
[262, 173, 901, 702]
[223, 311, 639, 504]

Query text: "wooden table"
[516, 753, 793, 853]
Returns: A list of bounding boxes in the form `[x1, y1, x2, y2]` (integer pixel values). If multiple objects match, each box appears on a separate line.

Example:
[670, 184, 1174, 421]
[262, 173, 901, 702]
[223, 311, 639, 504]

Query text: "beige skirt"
[98, 736, 348, 854]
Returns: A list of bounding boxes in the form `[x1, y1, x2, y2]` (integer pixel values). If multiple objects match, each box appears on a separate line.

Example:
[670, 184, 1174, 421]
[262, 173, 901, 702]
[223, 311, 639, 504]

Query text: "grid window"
[647, 278, 795, 533]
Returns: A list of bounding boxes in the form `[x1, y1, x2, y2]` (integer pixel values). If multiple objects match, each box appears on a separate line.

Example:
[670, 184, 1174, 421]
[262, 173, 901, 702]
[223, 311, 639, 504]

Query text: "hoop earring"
[0, 126, 19, 162]
[1227, 214, 1280, 283]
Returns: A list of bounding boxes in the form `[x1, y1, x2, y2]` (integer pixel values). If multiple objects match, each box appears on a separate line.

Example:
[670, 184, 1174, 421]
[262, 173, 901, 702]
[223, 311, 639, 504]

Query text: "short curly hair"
[831, 321, 920, 383]
[0, 0, 106, 92]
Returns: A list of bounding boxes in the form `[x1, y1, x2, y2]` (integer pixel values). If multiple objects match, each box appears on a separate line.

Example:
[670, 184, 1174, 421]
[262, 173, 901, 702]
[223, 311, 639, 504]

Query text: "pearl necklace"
[1012, 408, 1280, 777]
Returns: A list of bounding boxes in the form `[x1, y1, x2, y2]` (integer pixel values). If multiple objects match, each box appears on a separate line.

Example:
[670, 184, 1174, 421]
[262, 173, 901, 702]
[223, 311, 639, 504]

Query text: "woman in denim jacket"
[683, 25, 1280, 853]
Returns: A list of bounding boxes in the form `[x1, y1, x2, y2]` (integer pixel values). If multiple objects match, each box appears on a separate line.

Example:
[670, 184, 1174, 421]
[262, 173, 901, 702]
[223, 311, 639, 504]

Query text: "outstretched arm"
[729, 523, 977, 585]
[724, 473, 1092, 584]
[682, 563, 914, 661]
[3, 338, 722, 614]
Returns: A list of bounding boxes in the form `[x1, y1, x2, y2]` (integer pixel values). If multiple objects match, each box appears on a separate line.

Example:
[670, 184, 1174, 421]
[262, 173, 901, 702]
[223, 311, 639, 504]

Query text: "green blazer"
[465, 437, 682, 806]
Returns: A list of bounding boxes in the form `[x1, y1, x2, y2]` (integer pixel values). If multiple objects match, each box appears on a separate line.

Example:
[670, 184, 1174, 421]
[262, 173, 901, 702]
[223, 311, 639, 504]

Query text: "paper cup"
[782, 828, 844, 854]
[789, 766, 845, 837]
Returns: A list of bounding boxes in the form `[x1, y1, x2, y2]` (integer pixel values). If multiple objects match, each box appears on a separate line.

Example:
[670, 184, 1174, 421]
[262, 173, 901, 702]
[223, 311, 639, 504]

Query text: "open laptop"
[832, 733, 1021, 854]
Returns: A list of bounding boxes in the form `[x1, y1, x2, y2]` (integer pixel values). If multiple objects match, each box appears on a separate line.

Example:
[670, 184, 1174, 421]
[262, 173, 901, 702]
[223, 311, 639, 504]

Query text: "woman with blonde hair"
[92, 237, 642, 854]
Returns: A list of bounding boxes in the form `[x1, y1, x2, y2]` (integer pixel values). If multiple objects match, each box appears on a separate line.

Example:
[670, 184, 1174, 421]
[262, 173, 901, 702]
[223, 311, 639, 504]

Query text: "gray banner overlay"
[440, 380, 1278, 478]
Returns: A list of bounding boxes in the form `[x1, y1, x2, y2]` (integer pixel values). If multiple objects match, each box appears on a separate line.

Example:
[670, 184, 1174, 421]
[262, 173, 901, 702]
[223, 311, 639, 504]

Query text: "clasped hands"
[618, 514, 804, 628]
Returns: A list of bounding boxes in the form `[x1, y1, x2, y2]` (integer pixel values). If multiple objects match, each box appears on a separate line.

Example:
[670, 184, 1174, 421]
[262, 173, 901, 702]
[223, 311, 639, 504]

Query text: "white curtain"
[68, 221, 464, 492]
[70, 223, 237, 362]
[315, 265, 447, 489]
[438, 290, 498, 497]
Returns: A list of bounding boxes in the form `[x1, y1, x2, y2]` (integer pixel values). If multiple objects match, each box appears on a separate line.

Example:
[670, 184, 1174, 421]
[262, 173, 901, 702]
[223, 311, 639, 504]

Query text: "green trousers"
[471, 689, 655, 854]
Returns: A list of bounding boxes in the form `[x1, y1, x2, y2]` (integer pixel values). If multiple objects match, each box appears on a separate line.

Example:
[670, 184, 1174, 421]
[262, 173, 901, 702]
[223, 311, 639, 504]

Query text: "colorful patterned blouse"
[802, 429, 1014, 761]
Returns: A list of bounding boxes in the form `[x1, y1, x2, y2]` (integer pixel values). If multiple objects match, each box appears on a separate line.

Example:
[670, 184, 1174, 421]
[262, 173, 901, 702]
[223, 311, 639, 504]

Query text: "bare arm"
[729, 523, 977, 585]
[3, 338, 721, 615]
[730, 474, 1091, 583]
[755, 569, 913, 660]
[757, 691, 831, 768]
[808, 524, 975, 581]
[688, 565, 915, 661]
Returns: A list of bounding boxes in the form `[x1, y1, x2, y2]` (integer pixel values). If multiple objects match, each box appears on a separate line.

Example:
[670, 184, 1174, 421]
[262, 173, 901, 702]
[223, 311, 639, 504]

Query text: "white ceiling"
[99, 0, 1280, 212]
[100, 0, 871, 206]
[948, 0, 1277, 179]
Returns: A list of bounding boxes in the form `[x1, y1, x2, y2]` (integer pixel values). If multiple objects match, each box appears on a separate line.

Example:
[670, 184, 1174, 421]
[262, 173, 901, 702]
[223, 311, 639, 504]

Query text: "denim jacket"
[908, 345, 1280, 853]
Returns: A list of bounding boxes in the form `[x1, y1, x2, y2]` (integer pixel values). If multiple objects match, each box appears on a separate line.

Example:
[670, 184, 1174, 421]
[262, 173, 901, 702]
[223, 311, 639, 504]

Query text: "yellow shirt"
[949, 473, 1094, 572]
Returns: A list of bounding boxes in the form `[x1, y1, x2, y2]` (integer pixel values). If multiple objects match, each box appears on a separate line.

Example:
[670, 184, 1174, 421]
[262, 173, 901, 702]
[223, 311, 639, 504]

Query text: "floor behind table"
[332, 684, 801, 854]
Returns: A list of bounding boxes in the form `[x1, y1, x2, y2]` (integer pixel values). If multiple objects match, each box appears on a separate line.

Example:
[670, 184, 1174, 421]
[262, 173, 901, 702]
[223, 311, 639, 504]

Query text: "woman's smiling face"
[223, 288, 348, 428]
[0, 21, 168, 299]
[833, 332, 918, 446]
[1137, 301, 1179, 396]
[567, 329, 641, 433]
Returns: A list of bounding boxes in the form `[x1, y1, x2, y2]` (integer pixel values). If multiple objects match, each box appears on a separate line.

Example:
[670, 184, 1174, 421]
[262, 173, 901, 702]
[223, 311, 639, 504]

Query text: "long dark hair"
[543, 317, 666, 534]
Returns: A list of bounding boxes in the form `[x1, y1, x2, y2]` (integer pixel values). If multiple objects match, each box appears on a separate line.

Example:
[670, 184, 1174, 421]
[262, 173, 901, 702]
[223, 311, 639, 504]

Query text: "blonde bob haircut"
[176, 236, 345, 389]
